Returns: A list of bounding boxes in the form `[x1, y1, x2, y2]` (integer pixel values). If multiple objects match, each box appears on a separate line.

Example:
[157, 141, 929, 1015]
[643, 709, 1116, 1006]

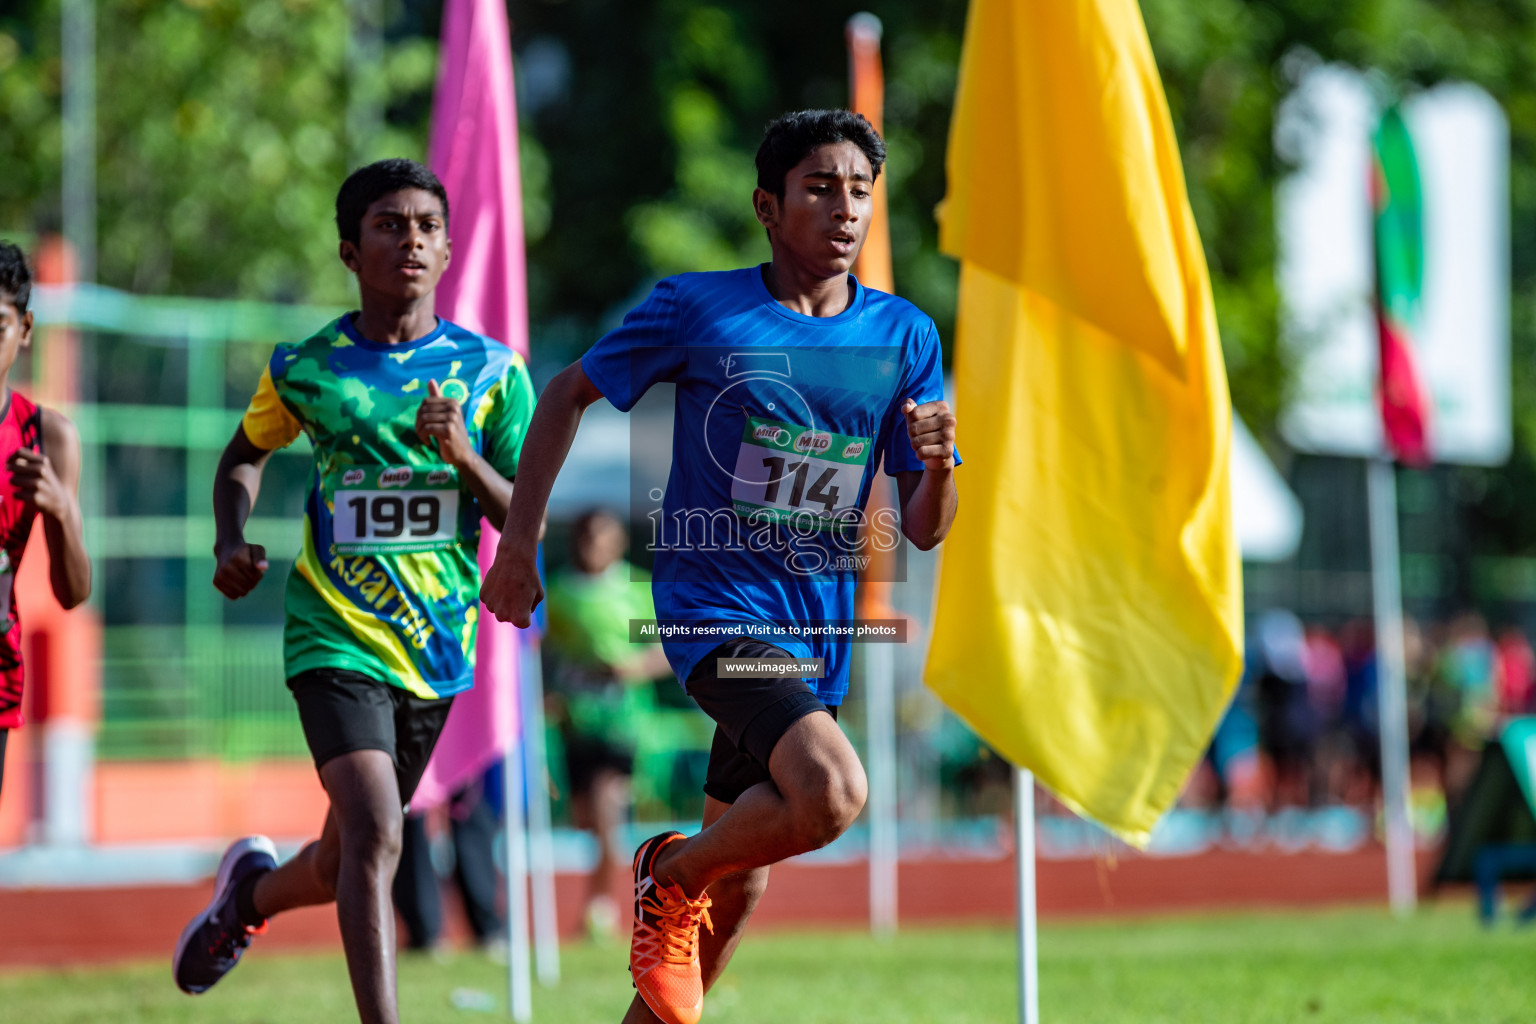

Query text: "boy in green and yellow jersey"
[173, 159, 534, 1024]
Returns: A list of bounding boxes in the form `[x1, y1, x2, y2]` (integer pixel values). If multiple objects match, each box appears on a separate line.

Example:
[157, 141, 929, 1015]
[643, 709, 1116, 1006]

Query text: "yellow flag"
[927, 0, 1243, 846]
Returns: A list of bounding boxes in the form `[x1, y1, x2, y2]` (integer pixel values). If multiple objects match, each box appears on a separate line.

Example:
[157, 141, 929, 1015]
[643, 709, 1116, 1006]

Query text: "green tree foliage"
[0, 0, 437, 303]
[510, 0, 967, 357]
[510, 0, 1300, 425]
[1140, 0, 1536, 468]
[6, 0, 1536, 481]
[1140, 0, 1536, 552]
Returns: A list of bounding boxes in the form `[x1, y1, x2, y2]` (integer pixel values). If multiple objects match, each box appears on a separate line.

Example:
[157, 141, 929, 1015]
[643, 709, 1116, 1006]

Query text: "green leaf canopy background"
[9, 0, 1536, 551]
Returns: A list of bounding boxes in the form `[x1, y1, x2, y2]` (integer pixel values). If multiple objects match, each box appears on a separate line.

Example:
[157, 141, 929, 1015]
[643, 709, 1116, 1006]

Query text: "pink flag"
[412, 0, 529, 809]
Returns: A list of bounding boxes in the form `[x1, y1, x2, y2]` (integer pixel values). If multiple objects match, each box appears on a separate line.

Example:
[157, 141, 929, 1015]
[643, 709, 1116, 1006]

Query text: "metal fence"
[31, 282, 1535, 850]
[34, 283, 340, 761]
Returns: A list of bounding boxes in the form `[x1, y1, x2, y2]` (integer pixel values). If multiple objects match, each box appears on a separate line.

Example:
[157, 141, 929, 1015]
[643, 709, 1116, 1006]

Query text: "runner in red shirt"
[0, 241, 92, 803]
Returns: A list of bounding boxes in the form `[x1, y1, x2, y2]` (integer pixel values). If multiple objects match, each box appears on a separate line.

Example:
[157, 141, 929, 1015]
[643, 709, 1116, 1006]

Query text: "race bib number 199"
[731, 417, 870, 531]
[331, 465, 461, 554]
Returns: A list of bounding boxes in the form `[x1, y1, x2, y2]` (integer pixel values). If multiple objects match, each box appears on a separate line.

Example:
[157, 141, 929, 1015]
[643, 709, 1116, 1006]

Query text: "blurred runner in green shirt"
[544, 509, 669, 936]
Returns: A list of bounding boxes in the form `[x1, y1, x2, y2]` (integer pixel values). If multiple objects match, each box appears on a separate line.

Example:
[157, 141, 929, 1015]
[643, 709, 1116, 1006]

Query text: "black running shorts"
[287, 668, 454, 806]
[686, 638, 838, 805]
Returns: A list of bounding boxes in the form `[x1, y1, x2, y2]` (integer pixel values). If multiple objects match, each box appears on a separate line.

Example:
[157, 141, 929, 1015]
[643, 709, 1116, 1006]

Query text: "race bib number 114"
[730, 417, 871, 531]
[331, 465, 461, 555]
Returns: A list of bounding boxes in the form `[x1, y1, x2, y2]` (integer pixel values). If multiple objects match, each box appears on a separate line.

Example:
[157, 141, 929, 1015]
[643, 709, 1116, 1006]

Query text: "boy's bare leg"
[621, 712, 866, 1022]
[574, 767, 632, 924]
[656, 712, 866, 895]
[251, 811, 340, 914]
[251, 749, 405, 1024]
[593, 768, 631, 898]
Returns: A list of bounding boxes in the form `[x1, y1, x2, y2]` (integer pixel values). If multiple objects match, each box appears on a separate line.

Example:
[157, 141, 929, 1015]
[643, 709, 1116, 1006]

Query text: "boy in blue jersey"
[173, 159, 534, 1024]
[483, 110, 958, 1024]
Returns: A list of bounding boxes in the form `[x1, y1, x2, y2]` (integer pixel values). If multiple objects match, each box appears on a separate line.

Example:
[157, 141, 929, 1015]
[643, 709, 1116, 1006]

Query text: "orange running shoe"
[630, 831, 714, 1024]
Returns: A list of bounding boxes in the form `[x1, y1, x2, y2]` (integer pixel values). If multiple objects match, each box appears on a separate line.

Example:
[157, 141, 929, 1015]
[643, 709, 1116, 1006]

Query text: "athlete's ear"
[18, 310, 31, 351]
[752, 187, 779, 231]
[339, 240, 361, 274]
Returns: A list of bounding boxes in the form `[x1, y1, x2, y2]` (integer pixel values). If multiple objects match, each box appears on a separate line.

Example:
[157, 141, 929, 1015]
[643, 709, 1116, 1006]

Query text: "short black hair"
[335, 159, 450, 245]
[755, 110, 886, 198]
[0, 241, 32, 314]
[573, 508, 624, 538]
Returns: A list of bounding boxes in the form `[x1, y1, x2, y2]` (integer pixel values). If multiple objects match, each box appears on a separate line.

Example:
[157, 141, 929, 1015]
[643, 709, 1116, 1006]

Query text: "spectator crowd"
[1189, 609, 1536, 822]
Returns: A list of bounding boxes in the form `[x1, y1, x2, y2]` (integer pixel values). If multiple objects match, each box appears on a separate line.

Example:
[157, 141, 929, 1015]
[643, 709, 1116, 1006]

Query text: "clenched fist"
[902, 398, 956, 471]
[416, 379, 475, 467]
[480, 541, 543, 628]
[6, 448, 69, 519]
[213, 541, 268, 600]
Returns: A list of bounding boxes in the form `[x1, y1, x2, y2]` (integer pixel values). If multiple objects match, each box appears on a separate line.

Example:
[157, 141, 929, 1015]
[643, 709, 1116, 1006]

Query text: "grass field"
[1, 903, 1531, 1023]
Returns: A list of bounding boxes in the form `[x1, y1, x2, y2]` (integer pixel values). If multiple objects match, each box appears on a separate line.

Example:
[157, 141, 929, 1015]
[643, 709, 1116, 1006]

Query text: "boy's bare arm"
[212, 424, 276, 600]
[5, 408, 91, 608]
[481, 361, 605, 626]
[894, 398, 958, 551]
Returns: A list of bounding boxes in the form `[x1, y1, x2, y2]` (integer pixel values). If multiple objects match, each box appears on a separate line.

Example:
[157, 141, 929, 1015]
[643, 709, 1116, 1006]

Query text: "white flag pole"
[520, 637, 562, 984]
[1366, 456, 1418, 915]
[865, 640, 898, 935]
[1014, 767, 1039, 1024]
[503, 699, 533, 1021]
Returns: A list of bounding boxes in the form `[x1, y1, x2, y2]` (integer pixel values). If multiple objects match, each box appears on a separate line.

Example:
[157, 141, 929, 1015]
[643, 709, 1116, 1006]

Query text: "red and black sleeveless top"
[0, 390, 42, 730]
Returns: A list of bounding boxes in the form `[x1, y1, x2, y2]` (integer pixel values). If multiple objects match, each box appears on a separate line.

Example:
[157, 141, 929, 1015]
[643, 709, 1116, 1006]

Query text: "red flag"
[1372, 107, 1432, 465]
[1376, 318, 1431, 466]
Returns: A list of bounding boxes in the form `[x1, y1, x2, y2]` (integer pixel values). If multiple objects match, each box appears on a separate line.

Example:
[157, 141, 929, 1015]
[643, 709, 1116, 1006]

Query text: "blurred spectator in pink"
[1494, 626, 1535, 715]
[1302, 625, 1350, 803]
[1304, 625, 1347, 726]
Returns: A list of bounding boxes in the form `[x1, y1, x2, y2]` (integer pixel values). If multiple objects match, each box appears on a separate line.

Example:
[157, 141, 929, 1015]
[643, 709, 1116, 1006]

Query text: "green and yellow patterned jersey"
[241, 314, 535, 698]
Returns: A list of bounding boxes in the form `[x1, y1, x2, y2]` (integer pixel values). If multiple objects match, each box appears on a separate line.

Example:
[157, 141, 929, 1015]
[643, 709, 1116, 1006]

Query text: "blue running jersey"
[580, 266, 956, 704]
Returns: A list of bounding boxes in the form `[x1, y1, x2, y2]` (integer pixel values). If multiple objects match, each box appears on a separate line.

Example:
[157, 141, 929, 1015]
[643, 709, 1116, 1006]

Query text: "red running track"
[0, 847, 1423, 969]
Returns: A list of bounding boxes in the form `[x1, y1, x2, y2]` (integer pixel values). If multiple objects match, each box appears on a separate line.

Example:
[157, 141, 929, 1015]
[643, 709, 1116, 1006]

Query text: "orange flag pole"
[848, 14, 894, 295]
[847, 11, 900, 938]
[848, 12, 897, 622]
